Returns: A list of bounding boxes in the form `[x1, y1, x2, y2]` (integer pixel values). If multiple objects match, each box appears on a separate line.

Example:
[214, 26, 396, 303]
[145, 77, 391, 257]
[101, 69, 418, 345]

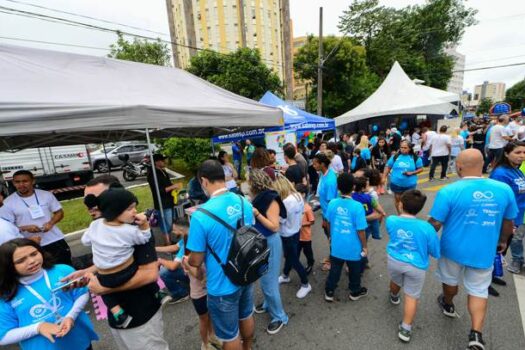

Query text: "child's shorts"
[387, 256, 426, 299]
[191, 295, 208, 316]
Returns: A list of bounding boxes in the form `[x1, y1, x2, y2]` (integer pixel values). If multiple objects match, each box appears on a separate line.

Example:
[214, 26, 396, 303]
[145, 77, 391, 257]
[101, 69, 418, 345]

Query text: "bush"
[161, 137, 213, 172]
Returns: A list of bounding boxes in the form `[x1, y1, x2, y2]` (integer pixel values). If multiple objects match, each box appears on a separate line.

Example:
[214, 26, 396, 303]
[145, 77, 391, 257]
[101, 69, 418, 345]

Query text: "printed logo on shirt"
[482, 209, 500, 217]
[397, 161, 410, 168]
[336, 206, 348, 216]
[514, 178, 525, 193]
[466, 209, 478, 217]
[472, 191, 494, 201]
[10, 297, 24, 308]
[397, 229, 414, 239]
[226, 204, 242, 218]
[29, 294, 63, 321]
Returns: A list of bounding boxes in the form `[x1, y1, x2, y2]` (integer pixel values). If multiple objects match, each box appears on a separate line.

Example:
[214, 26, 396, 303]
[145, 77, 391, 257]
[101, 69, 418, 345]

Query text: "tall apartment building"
[445, 46, 465, 95]
[292, 36, 309, 101]
[472, 81, 506, 106]
[166, 0, 293, 98]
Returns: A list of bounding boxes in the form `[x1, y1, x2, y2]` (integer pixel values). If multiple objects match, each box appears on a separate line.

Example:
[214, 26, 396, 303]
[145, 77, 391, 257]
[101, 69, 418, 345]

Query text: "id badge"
[28, 204, 45, 219]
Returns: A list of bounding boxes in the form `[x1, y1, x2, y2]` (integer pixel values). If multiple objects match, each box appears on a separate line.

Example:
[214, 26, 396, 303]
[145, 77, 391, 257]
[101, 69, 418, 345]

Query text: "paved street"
[85, 168, 525, 350]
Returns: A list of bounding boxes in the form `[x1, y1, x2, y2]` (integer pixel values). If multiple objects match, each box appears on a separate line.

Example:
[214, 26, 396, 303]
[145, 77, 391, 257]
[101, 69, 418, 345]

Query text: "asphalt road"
[6, 168, 525, 349]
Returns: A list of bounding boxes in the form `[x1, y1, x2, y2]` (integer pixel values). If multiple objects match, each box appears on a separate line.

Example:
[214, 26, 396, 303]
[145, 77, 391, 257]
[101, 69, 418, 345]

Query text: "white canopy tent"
[335, 61, 458, 127]
[0, 44, 283, 151]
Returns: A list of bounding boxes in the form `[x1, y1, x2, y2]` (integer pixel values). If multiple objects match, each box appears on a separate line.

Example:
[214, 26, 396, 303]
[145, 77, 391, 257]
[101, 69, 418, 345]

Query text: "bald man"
[428, 149, 517, 350]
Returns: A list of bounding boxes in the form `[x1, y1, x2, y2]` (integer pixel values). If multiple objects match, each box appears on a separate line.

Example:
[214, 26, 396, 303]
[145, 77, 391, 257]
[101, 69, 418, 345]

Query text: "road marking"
[514, 274, 525, 339]
[417, 172, 458, 185]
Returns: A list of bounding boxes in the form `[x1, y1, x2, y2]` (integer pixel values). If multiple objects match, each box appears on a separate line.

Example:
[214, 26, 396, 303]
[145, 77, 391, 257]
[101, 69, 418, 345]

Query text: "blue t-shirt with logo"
[326, 197, 367, 261]
[360, 148, 371, 161]
[387, 154, 423, 188]
[489, 165, 525, 225]
[187, 192, 254, 296]
[318, 169, 338, 219]
[429, 178, 517, 269]
[386, 216, 440, 270]
[0, 265, 98, 350]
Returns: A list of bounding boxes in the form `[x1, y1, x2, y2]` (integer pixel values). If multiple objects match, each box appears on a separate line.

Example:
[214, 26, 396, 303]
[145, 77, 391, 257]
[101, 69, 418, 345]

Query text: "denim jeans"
[159, 266, 189, 298]
[510, 224, 525, 264]
[233, 159, 242, 178]
[259, 233, 288, 323]
[325, 256, 362, 294]
[157, 208, 174, 234]
[281, 232, 308, 285]
[366, 219, 381, 240]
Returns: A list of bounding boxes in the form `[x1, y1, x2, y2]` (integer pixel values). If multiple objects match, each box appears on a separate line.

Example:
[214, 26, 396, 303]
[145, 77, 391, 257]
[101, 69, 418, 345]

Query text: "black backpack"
[197, 196, 270, 286]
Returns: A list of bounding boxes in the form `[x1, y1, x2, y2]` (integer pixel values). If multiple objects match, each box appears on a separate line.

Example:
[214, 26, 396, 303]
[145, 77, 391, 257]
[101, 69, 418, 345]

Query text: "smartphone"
[51, 277, 85, 293]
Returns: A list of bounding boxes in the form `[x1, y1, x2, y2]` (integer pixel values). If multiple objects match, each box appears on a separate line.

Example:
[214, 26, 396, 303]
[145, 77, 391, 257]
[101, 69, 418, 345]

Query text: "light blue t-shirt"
[318, 169, 338, 219]
[0, 265, 98, 350]
[429, 178, 518, 269]
[386, 154, 423, 188]
[370, 136, 378, 147]
[326, 197, 367, 261]
[386, 216, 440, 270]
[175, 240, 185, 260]
[460, 130, 469, 148]
[187, 192, 254, 296]
[360, 148, 371, 161]
[490, 165, 525, 225]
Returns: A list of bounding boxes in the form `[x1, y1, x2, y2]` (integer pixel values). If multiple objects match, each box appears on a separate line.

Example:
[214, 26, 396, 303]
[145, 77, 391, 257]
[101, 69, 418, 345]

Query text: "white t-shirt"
[423, 131, 437, 151]
[0, 217, 23, 245]
[0, 189, 64, 246]
[411, 132, 421, 146]
[81, 218, 151, 269]
[507, 121, 520, 139]
[279, 194, 305, 237]
[329, 154, 344, 173]
[429, 133, 451, 157]
[222, 164, 237, 189]
[489, 124, 510, 149]
[450, 136, 464, 157]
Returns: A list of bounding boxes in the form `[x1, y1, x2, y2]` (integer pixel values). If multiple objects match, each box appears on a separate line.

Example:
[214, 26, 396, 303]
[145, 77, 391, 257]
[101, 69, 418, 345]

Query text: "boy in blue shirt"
[386, 190, 440, 343]
[324, 173, 368, 302]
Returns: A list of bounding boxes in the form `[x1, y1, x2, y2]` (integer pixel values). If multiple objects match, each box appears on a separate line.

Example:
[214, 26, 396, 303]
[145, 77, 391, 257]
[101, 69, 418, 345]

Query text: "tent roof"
[335, 62, 458, 127]
[0, 44, 283, 151]
[416, 83, 459, 103]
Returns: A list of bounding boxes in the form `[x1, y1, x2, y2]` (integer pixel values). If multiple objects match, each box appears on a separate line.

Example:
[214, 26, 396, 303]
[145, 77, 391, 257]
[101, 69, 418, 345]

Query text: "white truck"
[0, 145, 94, 198]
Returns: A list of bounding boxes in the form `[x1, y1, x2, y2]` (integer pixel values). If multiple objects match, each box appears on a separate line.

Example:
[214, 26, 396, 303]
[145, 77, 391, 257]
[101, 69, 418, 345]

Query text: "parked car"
[90, 143, 154, 173]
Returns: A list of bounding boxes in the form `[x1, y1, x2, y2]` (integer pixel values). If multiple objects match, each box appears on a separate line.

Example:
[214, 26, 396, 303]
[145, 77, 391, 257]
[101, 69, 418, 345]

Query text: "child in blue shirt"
[324, 173, 368, 302]
[386, 190, 440, 343]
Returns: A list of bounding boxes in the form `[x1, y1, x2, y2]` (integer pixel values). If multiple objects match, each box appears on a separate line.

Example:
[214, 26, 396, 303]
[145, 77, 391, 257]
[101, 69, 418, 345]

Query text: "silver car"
[90, 143, 152, 173]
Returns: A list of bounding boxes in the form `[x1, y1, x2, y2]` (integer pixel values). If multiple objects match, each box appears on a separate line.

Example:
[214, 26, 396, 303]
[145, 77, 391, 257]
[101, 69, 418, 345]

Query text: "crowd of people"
[0, 114, 524, 350]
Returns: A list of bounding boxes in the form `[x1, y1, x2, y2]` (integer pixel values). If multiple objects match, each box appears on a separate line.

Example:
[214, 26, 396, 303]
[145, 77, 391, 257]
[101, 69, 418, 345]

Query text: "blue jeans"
[157, 208, 174, 234]
[366, 219, 381, 240]
[325, 256, 362, 294]
[511, 224, 525, 264]
[207, 285, 254, 342]
[259, 233, 288, 323]
[233, 159, 241, 178]
[159, 266, 189, 298]
[281, 232, 308, 285]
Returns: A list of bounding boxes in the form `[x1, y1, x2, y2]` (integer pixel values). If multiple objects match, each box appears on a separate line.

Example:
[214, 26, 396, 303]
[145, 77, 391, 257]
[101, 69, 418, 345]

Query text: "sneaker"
[114, 311, 133, 329]
[398, 323, 412, 342]
[488, 285, 499, 297]
[254, 303, 267, 314]
[429, 178, 435, 182]
[468, 330, 485, 350]
[296, 284, 312, 299]
[266, 320, 284, 335]
[387, 189, 393, 195]
[324, 290, 334, 302]
[349, 287, 368, 301]
[439, 177, 448, 181]
[168, 293, 190, 305]
[390, 293, 401, 305]
[507, 260, 522, 274]
[491, 276, 507, 286]
[208, 335, 222, 349]
[156, 289, 173, 306]
[278, 275, 291, 284]
[437, 294, 459, 318]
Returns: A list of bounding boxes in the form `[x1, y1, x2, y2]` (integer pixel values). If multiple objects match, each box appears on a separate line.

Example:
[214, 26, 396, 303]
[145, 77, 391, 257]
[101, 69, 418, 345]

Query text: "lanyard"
[17, 191, 40, 208]
[23, 271, 63, 323]
[210, 187, 228, 198]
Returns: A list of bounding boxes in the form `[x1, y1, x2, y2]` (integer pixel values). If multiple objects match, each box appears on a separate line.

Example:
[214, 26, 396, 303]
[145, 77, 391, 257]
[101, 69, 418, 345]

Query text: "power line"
[0, 35, 110, 51]
[2, 0, 170, 37]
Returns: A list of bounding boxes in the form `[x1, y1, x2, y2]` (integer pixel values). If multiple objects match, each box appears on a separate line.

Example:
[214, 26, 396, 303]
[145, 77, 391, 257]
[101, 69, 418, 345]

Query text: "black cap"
[153, 153, 167, 162]
[97, 189, 138, 221]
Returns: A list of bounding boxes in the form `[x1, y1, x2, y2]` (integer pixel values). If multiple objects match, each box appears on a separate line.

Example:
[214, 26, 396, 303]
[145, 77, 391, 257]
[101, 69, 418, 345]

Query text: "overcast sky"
[1, 0, 524, 93]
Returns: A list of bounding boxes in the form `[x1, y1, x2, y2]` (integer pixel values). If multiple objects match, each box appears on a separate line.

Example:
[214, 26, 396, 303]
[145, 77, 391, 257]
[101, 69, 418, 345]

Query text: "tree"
[339, 0, 477, 89]
[477, 97, 493, 115]
[108, 32, 170, 66]
[187, 48, 282, 100]
[294, 36, 380, 117]
[506, 79, 525, 110]
[160, 137, 213, 172]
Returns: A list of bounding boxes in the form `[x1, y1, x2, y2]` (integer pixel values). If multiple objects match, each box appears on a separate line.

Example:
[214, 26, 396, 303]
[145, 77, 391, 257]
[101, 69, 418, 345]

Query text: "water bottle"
[494, 253, 504, 278]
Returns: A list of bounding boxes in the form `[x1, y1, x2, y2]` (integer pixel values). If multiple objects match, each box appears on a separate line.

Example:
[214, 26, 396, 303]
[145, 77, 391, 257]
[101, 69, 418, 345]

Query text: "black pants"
[43, 239, 72, 266]
[325, 256, 362, 294]
[429, 156, 449, 179]
[98, 262, 138, 310]
[281, 233, 308, 285]
[298, 240, 315, 267]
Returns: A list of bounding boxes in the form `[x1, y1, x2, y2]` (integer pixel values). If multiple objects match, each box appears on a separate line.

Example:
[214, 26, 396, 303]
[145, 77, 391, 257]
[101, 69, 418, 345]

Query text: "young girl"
[0, 238, 98, 349]
[81, 188, 154, 328]
[296, 184, 315, 274]
[274, 175, 311, 299]
[158, 231, 220, 350]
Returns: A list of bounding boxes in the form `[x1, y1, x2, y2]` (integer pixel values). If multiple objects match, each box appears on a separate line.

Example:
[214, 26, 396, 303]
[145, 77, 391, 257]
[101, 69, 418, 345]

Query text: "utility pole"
[281, 0, 293, 100]
[317, 7, 323, 116]
[238, 0, 247, 48]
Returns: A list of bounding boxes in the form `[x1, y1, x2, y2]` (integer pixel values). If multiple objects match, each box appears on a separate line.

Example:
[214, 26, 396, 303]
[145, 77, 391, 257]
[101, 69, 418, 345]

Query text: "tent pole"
[145, 128, 168, 243]
[102, 143, 111, 175]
